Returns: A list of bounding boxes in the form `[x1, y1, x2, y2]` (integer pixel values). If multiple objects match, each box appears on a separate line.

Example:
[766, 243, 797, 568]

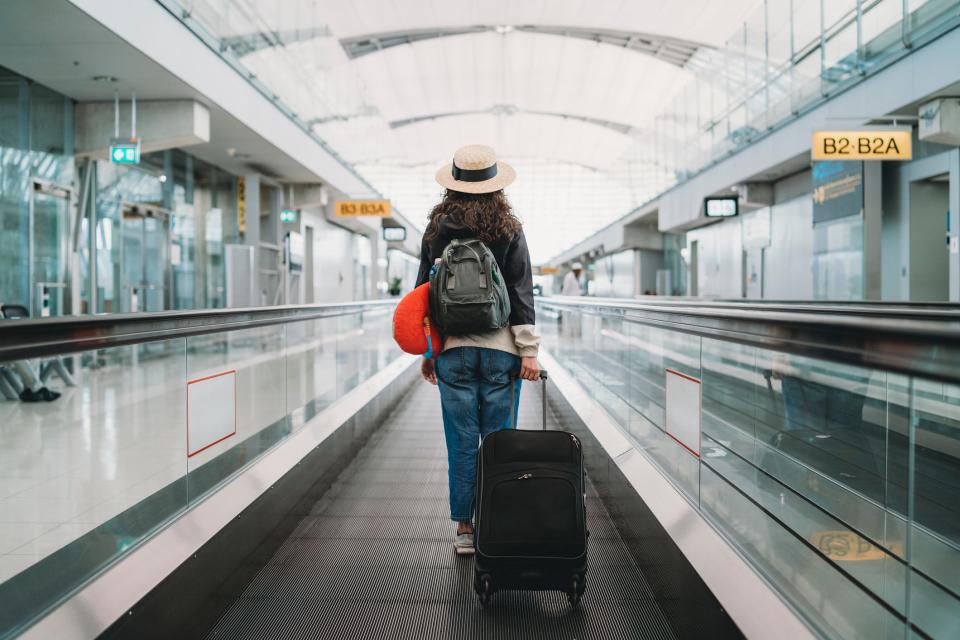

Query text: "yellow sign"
[811, 130, 912, 161]
[540, 266, 560, 274]
[811, 530, 903, 562]
[237, 176, 246, 234]
[335, 199, 391, 217]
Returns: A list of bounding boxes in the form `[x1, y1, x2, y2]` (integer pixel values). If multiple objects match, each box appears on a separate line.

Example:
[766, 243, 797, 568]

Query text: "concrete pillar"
[18, 77, 30, 311]
[262, 183, 282, 304]
[863, 162, 883, 300]
[370, 232, 384, 299]
[184, 154, 194, 204]
[950, 149, 960, 301]
[243, 174, 261, 304]
[162, 150, 174, 209]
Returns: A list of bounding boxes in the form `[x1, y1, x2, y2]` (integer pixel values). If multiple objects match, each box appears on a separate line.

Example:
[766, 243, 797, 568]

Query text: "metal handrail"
[538, 296, 960, 385]
[0, 300, 398, 361]
[561, 295, 960, 317]
[5, 295, 960, 384]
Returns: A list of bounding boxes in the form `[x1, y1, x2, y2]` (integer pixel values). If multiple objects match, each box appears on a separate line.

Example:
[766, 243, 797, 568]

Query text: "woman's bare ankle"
[456, 521, 473, 535]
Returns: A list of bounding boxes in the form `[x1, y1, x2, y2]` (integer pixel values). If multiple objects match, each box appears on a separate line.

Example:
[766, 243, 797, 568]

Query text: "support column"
[243, 174, 261, 305]
[950, 149, 960, 301]
[87, 162, 98, 314]
[162, 150, 174, 210]
[369, 232, 383, 300]
[863, 161, 883, 300]
[185, 154, 204, 309]
[19, 77, 31, 312]
[263, 183, 282, 304]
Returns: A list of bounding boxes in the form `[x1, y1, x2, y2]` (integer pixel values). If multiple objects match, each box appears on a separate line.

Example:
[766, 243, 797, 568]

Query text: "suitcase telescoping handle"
[509, 369, 549, 430]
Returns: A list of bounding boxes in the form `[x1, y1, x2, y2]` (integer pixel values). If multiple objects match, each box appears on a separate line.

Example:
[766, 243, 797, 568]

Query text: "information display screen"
[383, 226, 407, 242]
[704, 196, 738, 218]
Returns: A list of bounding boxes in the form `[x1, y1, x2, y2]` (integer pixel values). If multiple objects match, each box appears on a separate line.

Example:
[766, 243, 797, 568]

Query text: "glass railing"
[538, 297, 960, 640]
[661, 0, 960, 186]
[0, 301, 400, 638]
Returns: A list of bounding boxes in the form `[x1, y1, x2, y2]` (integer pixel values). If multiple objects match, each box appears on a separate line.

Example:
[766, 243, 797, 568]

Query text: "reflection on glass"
[0, 304, 400, 637]
[536, 300, 960, 639]
[0, 338, 188, 639]
[813, 215, 864, 300]
[286, 316, 339, 424]
[185, 325, 287, 501]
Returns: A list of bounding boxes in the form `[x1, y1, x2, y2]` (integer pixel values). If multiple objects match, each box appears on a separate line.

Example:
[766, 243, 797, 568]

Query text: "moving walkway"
[1, 298, 958, 639]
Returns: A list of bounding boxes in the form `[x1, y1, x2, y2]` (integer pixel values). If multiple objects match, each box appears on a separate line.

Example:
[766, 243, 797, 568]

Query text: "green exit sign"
[280, 209, 299, 223]
[110, 137, 141, 165]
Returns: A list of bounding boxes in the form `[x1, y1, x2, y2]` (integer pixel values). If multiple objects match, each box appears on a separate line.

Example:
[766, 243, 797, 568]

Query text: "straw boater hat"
[435, 144, 516, 194]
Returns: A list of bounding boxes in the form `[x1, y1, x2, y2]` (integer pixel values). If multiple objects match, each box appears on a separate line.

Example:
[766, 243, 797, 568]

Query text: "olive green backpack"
[429, 238, 511, 336]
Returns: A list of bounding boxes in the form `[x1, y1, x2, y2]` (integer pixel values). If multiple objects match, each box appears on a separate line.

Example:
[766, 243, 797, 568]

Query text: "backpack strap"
[458, 240, 488, 288]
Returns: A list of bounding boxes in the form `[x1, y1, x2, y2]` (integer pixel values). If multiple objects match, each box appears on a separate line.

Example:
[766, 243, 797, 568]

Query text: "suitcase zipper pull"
[517, 473, 533, 480]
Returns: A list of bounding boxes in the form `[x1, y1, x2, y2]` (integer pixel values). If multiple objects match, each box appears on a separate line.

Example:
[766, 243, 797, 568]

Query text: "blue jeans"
[435, 347, 522, 522]
[781, 375, 865, 432]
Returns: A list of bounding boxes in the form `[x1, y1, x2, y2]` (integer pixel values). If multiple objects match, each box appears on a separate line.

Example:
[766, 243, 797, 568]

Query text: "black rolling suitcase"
[473, 370, 588, 607]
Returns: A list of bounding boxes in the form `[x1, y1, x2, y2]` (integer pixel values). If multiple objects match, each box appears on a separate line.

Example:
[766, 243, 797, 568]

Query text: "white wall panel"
[302, 208, 359, 303]
[764, 196, 814, 300]
[687, 220, 743, 298]
[593, 249, 636, 297]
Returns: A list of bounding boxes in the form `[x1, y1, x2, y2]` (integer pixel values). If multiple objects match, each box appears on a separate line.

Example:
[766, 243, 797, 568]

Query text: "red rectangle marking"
[665, 368, 702, 458]
[665, 367, 701, 384]
[186, 369, 237, 458]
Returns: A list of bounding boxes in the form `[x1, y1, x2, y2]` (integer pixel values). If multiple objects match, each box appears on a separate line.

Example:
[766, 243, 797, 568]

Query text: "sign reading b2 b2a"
[811, 130, 912, 161]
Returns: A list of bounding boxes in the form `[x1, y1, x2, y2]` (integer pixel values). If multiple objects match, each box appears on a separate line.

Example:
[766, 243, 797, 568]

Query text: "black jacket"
[416, 216, 536, 327]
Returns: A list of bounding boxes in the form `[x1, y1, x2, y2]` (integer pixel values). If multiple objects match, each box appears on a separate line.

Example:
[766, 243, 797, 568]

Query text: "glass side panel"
[0, 339, 188, 638]
[700, 465, 906, 640]
[286, 315, 339, 427]
[185, 325, 288, 501]
[908, 378, 960, 639]
[0, 304, 399, 636]
[536, 300, 960, 638]
[337, 313, 363, 396]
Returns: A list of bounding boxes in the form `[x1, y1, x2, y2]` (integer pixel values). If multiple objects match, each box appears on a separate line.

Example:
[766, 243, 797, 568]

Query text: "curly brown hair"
[425, 189, 521, 245]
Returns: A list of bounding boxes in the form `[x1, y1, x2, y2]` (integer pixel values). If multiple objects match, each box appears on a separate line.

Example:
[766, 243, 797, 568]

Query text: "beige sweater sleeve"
[510, 324, 541, 358]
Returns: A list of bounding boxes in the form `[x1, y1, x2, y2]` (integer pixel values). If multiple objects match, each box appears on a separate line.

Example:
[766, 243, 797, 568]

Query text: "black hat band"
[451, 162, 498, 182]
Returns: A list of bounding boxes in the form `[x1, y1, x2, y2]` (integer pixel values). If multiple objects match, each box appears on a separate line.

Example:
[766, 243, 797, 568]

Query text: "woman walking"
[416, 144, 540, 556]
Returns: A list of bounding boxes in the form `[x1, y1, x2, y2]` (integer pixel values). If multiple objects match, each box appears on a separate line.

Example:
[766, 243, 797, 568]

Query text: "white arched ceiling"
[225, 0, 757, 48]
[349, 31, 688, 127]
[187, 0, 758, 261]
[317, 113, 633, 169]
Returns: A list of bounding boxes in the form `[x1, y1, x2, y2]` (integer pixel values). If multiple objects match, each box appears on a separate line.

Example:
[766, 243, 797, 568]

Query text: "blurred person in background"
[562, 262, 584, 296]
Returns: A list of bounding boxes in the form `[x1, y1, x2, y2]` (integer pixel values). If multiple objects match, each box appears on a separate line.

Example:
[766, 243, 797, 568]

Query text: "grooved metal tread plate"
[207, 380, 676, 640]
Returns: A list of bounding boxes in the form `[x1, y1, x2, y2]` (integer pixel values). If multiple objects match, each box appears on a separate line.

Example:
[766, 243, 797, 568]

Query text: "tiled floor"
[205, 378, 676, 640]
[0, 319, 397, 584]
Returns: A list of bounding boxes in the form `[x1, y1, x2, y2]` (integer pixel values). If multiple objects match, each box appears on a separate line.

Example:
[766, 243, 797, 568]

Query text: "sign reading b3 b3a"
[811, 130, 912, 161]
[335, 199, 391, 217]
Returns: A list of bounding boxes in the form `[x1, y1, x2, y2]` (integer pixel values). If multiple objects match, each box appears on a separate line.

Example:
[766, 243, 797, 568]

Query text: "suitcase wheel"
[567, 575, 584, 608]
[475, 574, 493, 606]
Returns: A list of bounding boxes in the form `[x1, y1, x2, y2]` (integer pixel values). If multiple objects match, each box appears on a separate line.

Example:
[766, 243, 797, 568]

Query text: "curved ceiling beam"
[388, 106, 636, 135]
[224, 25, 711, 68]
[342, 25, 709, 67]
[221, 25, 333, 57]
[515, 25, 708, 68]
